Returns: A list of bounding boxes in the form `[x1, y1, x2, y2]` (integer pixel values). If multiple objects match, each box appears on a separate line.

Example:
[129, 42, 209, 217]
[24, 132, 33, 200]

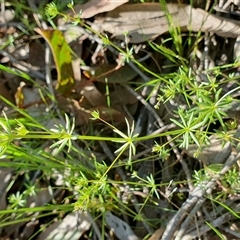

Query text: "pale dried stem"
[162, 151, 240, 240]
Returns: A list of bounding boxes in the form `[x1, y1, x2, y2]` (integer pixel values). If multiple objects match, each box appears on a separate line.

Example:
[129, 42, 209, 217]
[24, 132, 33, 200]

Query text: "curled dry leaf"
[93, 3, 240, 43]
[71, 0, 129, 19]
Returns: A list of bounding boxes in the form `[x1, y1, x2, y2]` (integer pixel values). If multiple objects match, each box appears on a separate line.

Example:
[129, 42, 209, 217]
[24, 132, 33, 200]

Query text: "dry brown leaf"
[94, 64, 138, 83]
[108, 88, 137, 105]
[37, 212, 91, 240]
[1, 71, 21, 97]
[56, 96, 91, 126]
[80, 81, 105, 107]
[57, 96, 126, 126]
[106, 211, 140, 240]
[0, 79, 15, 105]
[20, 221, 39, 240]
[93, 3, 240, 43]
[72, 0, 129, 19]
[28, 42, 45, 69]
[0, 161, 12, 211]
[93, 105, 125, 123]
[148, 227, 165, 240]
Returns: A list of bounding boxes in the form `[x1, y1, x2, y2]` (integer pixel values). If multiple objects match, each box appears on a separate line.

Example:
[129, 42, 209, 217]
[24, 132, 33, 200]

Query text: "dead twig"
[162, 151, 240, 240]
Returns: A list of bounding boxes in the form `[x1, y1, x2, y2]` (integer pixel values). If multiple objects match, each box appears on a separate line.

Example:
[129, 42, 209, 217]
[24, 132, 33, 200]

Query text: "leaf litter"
[1, 0, 240, 239]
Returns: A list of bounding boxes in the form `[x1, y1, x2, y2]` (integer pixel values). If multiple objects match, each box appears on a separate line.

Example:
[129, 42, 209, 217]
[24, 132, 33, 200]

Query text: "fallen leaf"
[20, 221, 39, 240]
[0, 78, 15, 104]
[93, 3, 240, 43]
[37, 212, 91, 240]
[28, 41, 45, 69]
[94, 105, 125, 123]
[0, 161, 12, 211]
[106, 211, 140, 240]
[94, 64, 138, 83]
[108, 88, 137, 105]
[80, 81, 105, 107]
[72, 0, 129, 19]
[35, 28, 75, 95]
[148, 228, 165, 240]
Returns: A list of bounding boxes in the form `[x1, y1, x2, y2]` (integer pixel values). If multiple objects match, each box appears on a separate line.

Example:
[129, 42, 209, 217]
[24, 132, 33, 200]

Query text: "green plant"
[0, 0, 240, 239]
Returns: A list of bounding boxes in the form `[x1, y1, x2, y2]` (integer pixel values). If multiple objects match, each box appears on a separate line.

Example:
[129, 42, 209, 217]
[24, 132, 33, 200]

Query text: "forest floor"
[1, 0, 240, 239]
